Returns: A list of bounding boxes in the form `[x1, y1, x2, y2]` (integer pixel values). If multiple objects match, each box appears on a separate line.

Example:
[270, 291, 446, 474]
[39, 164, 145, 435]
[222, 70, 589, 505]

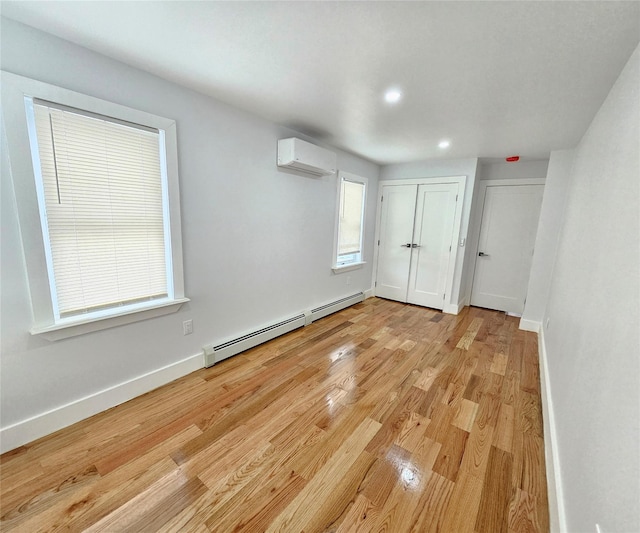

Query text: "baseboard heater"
[308, 292, 364, 323]
[203, 292, 364, 367]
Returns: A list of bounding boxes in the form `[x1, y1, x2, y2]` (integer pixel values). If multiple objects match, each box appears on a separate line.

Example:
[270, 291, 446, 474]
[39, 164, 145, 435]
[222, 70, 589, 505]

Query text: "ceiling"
[2, 1, 639, 164]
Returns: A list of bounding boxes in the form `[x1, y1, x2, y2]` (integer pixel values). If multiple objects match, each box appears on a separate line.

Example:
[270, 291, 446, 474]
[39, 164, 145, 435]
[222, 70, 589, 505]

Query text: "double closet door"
[375, 182, 459, 310]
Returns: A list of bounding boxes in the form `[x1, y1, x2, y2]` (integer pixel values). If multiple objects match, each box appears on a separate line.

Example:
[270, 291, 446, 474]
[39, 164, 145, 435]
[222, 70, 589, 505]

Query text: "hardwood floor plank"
[491, 352, 509, 376]
[393, 411, 430, 453]
[83, 467, 187, 532]
[295, 450, 376, 533]
[52, 426, 202, 531]
[476, 391, 501, 429]
[365, 386, 429, 457]
[440, 471, 484, 532]
[508, 487, 541, 533]
[462, 373, 482, 402]
[494, 402, 515, 453]
[408, 471, 455, 532]
[171, 364, 308, 465]
[266, 417, 381, 532]
[334, 493, 378, 533]
[161, 442, 279, 530]
[456, 317, 484, 350]
[432, 425, 470, 482]
[0, 298, 548, 533]
[452, 398, 479, 432]
[1, 463, 100, 528]
[125, 476, 208, 533]
[459, 420, 495, 481]
[361, 444, 412, 506]
[368, 431, 442, 532]
[203, 467, 306, 532]
[475, 446, 514, 533]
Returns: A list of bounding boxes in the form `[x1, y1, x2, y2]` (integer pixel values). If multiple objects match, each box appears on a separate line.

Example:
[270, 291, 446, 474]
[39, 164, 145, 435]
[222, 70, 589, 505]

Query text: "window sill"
[332, 261, 366, 274]
[30, 298, 190, 341]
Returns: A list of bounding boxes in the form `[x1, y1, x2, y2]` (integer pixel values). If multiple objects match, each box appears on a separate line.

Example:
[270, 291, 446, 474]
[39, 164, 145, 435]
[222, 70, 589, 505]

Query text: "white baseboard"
[538, 327, 566, 532]
[363, 288, 374, 299]
[0, 353, 204, 454]
[519, 318, 541, 333]
[443, 302, 461, 314]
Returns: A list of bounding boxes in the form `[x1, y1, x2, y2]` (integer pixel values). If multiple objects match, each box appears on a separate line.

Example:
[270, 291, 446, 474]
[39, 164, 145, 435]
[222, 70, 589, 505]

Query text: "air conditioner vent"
[277, 137, 336, 177]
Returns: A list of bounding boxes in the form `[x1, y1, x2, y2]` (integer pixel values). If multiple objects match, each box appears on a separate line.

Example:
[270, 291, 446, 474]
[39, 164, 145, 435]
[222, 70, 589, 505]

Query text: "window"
[333, 171, 367, 271]
[2, 72, 187, 339]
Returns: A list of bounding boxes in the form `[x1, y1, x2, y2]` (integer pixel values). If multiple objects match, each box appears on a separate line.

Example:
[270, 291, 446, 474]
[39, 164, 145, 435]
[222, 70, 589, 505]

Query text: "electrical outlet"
[183, 319, 193, 335]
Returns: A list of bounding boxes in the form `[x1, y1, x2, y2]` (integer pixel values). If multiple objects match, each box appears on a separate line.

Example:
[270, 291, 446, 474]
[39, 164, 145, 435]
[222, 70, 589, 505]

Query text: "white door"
[375, 183, 458, 310]
[375, 184, 417, 301]
[407, 183, 459, 308]
[471, 184, 544, 314]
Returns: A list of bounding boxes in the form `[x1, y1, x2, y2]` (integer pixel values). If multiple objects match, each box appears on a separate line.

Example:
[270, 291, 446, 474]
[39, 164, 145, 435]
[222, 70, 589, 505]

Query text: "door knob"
[478, 252, 489, 257]
[411, 243, 421, 248]
[401, 243, 412, 247]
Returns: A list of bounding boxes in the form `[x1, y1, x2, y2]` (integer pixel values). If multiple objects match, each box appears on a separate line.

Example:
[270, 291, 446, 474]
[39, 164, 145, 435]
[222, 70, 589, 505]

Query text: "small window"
[2, 72, 187, 339]
[334, 171, 367, 270]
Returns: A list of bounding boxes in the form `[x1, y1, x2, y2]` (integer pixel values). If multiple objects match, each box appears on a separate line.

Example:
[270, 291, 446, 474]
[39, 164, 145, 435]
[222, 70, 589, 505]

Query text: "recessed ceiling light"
[384, 89, 402, 104]
[438, 140, 450, 149]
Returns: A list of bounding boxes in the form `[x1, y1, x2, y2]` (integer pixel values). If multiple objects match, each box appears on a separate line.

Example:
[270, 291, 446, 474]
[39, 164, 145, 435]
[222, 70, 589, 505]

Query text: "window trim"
[1, 72, 188, 340]
[332, 170, 368, 272]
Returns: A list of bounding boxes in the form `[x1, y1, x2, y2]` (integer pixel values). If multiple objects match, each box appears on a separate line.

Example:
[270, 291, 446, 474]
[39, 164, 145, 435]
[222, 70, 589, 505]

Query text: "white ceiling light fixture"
[384, 89, 402, 104]
[438, 140, 450, 149]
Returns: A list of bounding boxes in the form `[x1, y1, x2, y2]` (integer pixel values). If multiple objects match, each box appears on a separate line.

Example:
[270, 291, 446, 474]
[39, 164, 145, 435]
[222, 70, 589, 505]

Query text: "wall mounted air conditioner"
[277, 137, 337, 177]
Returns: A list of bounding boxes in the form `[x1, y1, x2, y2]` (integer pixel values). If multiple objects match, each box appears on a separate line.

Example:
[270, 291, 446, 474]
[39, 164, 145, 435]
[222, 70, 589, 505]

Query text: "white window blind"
[31, 101, 170, 319]
[337, 179, 365, 257]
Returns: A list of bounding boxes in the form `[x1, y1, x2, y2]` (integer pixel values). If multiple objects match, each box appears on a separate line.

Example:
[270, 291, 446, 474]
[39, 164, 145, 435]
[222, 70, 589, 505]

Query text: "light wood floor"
[0, 298, 548, 532]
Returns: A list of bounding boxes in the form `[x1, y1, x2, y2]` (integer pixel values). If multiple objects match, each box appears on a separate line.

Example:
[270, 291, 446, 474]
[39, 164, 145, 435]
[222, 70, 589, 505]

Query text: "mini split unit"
[277, 137, 337, 177]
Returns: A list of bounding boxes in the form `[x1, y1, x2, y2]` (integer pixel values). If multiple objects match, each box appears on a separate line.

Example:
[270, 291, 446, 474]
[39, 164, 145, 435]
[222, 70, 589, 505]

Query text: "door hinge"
[455, 194, 458, 202]
[375, 281, 377, 287]
[443, 294, 446, 300]
[378, 239, 380, 246]
[449, 245, 451, 252]
[381, 195, 384, 202]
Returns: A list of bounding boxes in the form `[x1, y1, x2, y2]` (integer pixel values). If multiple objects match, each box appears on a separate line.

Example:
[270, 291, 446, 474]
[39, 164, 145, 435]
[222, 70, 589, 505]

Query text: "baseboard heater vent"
[203, 292, 364, 367]
[310, 292, 364, 322]
[204, 314, 305, 367]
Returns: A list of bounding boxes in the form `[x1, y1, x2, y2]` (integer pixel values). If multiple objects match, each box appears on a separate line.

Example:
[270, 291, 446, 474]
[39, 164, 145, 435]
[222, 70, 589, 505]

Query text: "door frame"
[467, 178, 546, 312]
[372, 176, 467, 313]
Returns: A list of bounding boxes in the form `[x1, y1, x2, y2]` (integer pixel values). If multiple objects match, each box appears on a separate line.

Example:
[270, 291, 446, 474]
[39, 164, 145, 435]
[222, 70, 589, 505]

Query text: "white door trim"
[372, 176, 467, 313]
[468, 178, 546, 312]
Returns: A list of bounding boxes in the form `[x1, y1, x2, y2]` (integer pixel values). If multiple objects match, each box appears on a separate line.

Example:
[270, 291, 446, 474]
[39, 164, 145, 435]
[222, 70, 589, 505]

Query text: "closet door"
[374, 184, 417, 302]
[407, 183, 459, 308]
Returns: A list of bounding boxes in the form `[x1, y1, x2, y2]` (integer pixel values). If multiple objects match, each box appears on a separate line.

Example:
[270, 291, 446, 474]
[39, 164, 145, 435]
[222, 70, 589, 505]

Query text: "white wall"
[521, 150, 574, 328]
[478, 159, 549, 181]
[379, 157, 480, 310]
[0, 18, 380, 450]
[541, 45, 639, 533]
